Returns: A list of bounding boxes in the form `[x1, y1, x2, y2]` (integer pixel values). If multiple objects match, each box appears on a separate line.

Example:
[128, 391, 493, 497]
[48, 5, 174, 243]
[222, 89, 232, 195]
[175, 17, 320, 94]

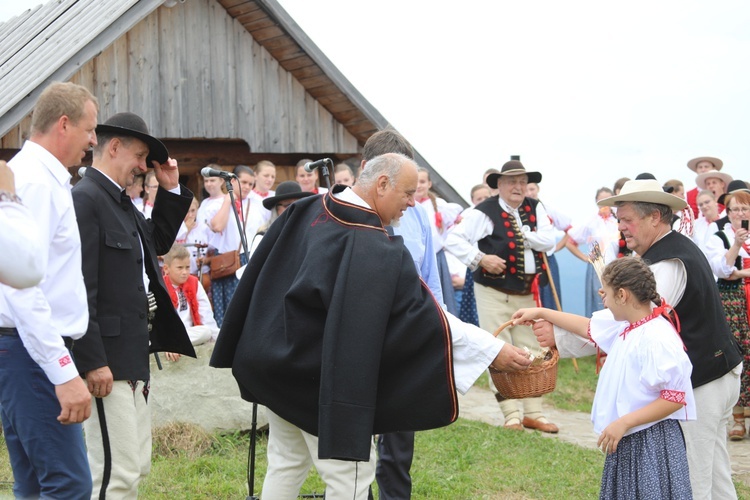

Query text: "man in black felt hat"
[71, 112, 195, 498]
[445, 159, 558, 433]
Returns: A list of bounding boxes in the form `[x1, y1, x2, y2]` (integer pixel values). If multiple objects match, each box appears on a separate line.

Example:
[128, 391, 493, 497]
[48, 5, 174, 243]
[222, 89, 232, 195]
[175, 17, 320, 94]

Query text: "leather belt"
[0, 327, 74, 349]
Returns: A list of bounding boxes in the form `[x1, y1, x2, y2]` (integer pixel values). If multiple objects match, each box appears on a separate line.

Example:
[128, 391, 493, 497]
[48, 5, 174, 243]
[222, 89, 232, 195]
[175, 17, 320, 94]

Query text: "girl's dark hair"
[601, 257, 660, 306]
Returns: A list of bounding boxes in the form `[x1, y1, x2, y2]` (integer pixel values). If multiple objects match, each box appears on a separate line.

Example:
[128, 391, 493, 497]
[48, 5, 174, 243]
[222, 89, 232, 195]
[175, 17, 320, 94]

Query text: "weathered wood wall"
[0, 0, 359, 157]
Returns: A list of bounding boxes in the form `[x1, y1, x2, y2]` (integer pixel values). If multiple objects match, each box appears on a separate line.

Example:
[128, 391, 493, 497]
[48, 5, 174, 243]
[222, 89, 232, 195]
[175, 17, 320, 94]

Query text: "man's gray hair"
[357, 153, 414, 190]
[616, 201, 673, 225]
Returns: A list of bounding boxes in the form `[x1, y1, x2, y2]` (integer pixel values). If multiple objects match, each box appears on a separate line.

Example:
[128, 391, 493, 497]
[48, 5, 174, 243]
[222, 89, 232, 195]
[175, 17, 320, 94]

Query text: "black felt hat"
[717, 179, 750, 206]
[262, 181, 314, 210]
[485, 160, 542, 188]
[96, 112, 168, 166]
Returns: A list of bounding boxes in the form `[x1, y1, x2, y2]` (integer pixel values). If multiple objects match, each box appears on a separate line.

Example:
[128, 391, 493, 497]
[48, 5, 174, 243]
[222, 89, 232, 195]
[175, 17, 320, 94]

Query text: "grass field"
[2, 356, 750, 498]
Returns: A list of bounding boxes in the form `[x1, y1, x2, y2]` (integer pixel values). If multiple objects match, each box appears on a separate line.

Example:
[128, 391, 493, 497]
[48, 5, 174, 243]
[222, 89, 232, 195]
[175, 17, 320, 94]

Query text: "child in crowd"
[512, 257, 695, 499]
[162, 245, 220, 348]
[334, 163, 355, 186]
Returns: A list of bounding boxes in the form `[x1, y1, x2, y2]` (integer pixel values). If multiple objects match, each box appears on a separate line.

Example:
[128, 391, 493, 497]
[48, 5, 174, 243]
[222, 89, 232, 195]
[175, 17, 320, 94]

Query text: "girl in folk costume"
[162, 245, 219, 349]
[566, 187, 619, 316]
[704, 187, 750, 440]
[197, 165, 243, 326]
[250, 160, 276, 222]
[416, 167, 463, 314]
[513, 257, 695, 499]
[693, 189, 721, 249]
[175, 198, 209, 276]
[295, 158, 328, 194]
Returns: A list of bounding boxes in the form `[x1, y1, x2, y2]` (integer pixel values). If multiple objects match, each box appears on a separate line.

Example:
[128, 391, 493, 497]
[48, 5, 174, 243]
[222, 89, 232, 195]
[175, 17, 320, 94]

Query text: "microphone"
[201, 166, 236, 179]
[304, 158, 332, 173]
[78, 167, 87, 178]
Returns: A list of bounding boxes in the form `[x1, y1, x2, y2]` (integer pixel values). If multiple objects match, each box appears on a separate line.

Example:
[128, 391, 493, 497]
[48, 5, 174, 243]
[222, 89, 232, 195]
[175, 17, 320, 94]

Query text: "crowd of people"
[1, 80, 749, 499]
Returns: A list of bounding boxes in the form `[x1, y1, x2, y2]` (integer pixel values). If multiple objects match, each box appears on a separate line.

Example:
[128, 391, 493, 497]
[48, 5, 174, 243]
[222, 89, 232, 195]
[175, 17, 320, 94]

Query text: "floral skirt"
[719, 284, 750, 407]
[600, 419, 692, 499]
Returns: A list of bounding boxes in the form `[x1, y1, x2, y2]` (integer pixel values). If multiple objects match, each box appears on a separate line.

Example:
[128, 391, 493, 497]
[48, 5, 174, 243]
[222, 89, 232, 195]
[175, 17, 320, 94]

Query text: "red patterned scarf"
[164, 274, 202, 326]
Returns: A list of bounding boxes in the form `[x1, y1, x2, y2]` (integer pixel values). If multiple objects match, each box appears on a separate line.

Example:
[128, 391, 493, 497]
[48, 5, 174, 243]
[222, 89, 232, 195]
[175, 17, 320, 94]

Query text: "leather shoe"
[523, 416, 559, 434]
[503, 417, 524, 431]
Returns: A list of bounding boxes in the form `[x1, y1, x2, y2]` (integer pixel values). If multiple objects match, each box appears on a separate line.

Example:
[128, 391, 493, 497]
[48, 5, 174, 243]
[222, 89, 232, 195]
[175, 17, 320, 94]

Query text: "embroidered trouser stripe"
[95, 397, 112, 500]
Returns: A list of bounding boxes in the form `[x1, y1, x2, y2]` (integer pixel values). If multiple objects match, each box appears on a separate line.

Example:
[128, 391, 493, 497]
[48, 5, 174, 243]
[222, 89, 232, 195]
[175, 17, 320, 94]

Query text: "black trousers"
[375, 431, 414, 499]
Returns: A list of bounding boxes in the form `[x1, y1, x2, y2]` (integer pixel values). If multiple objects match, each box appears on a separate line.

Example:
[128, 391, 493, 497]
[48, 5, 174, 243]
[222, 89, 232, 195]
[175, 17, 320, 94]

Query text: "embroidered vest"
[473, 196, 547, 292]
[642, 231, 742, 388]
[164, 275, 202, 327]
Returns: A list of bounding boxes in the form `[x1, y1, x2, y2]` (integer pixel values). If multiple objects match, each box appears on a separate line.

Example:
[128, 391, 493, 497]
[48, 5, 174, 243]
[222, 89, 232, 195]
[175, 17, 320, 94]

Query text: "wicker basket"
[489, 320, 559, 400]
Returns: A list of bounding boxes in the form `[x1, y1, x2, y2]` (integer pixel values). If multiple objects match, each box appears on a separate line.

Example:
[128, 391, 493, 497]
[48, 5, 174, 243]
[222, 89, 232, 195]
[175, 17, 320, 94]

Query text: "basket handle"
[492, 319, 515, 338]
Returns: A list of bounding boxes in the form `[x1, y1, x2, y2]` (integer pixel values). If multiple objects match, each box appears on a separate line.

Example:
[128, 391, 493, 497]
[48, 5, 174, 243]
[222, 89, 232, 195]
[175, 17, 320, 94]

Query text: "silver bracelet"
[0, 190, 21, 204]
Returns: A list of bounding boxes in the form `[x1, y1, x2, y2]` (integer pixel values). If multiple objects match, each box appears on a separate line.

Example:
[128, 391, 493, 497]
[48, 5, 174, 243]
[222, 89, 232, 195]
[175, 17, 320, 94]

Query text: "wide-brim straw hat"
[262, 181, 314, 210]
[717, 179, 750, 206]
[96, 112, 168, 166]
[597, 179, 687, 211]
[687, 156, 723, 173]
[486, 160, 542, 188]
[695, 171, 733, 190]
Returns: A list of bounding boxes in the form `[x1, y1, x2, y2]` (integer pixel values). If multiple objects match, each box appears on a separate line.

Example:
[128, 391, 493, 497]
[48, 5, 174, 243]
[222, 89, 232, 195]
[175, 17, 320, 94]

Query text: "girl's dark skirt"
[600, 419, 692, 499]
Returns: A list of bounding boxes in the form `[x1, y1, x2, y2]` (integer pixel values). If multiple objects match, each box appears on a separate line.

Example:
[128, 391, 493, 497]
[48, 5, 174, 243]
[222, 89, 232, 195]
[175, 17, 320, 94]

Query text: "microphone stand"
[319, 159, 332, 190]
[223, 177, 258, 500]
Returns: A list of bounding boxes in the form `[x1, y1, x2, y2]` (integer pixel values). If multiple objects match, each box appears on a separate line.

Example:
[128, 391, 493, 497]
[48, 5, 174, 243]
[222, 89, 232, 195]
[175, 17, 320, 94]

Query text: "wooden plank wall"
[1, 0, 359, 156]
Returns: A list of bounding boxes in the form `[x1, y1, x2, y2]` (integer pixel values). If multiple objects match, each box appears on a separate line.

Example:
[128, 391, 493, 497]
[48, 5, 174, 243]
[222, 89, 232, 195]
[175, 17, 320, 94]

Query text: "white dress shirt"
[0, 200, 44, 288]
[0, 141, 89, 385]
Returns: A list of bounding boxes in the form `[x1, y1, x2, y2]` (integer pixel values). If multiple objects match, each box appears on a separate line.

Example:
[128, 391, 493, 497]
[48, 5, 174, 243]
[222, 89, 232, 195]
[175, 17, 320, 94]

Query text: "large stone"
[148, 343, 267, 432]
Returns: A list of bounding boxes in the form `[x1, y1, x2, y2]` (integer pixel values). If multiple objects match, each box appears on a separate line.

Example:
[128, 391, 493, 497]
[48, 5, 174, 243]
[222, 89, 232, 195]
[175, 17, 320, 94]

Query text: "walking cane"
[541, 253, 579, 373]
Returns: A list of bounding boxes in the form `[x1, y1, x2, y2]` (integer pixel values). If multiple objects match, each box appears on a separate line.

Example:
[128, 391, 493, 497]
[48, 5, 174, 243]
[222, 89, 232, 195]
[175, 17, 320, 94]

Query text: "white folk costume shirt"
[418, 197, 464, 252]
[692, 217, 719, 250]
[197, 196, 241, 253]
[555, 232, 689, 358]
[241, 195, 270, 246]
[0, 200, 44, 288]
[539, 200, 572, 256]
[176, 220, 210, 275]
[249, 189, 273, 223]
[704, 225, 750, 278]
[173, 281, 219, 332]
[588, 310, 696, 436]
[0, 141, 88, 385]
[568, 212, 619, 263]
[444, 197, 556, 272]
[335, 187, 504, 393]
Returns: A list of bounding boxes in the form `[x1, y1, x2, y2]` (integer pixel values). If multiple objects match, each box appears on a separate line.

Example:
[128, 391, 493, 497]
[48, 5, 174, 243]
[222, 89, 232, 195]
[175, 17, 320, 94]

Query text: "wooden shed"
[0, 0, 465, 204]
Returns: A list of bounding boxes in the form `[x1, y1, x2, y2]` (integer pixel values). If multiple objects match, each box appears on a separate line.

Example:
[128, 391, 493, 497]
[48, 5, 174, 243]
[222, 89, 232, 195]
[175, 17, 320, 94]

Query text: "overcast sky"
[2, 1, 749, 224]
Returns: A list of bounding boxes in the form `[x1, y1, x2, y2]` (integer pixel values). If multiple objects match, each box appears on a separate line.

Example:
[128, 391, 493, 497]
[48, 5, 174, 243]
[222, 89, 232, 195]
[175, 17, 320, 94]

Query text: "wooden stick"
[541, 252, 579, 373]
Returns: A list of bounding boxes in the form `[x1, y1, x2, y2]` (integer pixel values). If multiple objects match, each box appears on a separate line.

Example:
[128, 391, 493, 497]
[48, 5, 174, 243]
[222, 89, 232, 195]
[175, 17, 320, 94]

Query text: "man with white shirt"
[0, 81, 97, 499]
[72, 112, 195, 498]
[445, 160, 558, 433]
[535, 179, 743, 499]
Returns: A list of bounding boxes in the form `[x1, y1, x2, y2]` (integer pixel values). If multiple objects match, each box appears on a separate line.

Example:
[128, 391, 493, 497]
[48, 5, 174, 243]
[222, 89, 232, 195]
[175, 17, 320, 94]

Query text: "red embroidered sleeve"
[660, 390, 686, 405]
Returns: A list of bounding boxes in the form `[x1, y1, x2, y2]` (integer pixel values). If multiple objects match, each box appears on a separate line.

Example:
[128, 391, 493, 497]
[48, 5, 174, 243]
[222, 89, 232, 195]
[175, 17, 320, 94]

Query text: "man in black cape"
[211, 153, 458, 498]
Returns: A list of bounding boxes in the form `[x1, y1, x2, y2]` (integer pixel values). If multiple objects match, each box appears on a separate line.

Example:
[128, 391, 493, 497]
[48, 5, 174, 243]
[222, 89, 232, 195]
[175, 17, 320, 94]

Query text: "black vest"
[642, 231, 742, 388]
[473, 196, 547, 292]
[714, 230, 744, 291]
